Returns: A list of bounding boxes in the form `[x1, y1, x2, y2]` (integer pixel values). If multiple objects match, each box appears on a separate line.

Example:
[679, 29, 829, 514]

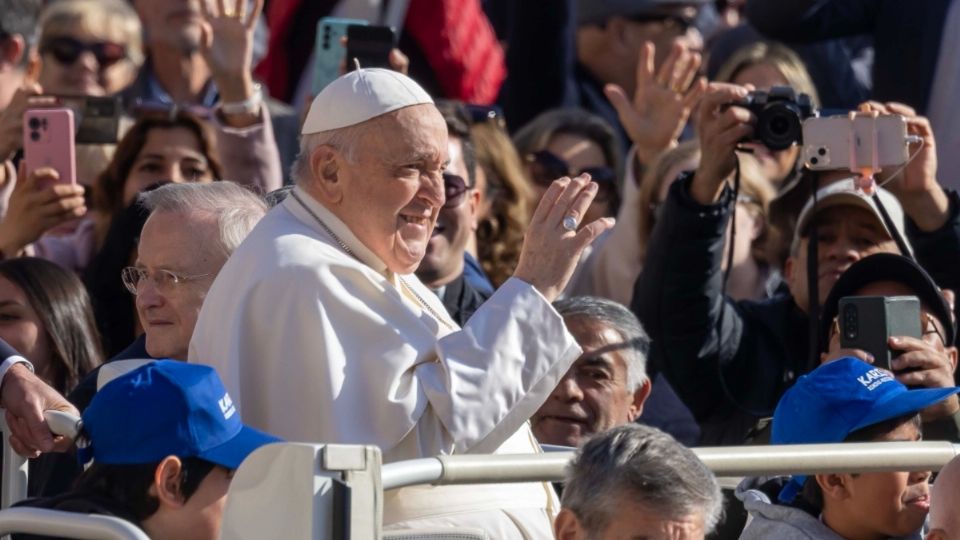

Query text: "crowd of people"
[0, 0, 959, 538]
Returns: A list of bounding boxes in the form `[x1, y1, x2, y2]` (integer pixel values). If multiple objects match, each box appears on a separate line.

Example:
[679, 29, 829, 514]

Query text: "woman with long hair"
[0, 257, 101, 394]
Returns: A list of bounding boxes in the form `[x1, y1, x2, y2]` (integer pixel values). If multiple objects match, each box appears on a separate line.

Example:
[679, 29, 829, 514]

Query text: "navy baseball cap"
[80, 360, 281, 469]
[772, 358, 960, 503]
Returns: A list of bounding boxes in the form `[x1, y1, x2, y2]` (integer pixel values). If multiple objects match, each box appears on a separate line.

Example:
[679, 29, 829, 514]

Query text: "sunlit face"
[531, 317, 643, 448]
[417, 135, 479, 287]
[39, 24, 136, 96]
[732, 62, 801, 184]
[0, 277, 52, 382]
[134, 211, 224, 360]
[123, 127, 215, 206]
[132, 0, 204, 52]
[823, 420, 930, 539]
[331, 104, 448, 274]
[786, 206, 898, 311]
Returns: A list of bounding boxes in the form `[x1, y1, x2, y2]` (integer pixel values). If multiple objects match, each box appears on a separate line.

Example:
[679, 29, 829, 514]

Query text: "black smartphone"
[54, 95, 123, 144]
[346, 24, 396, 71]
[838, 295, 922, 370]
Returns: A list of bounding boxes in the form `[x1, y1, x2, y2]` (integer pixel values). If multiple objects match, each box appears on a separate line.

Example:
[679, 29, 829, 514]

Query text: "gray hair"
[139, 182, 267, 257]
[562, 424, 724, 535]
[291, 124, 370, 186]
[553, 296, 650, 392]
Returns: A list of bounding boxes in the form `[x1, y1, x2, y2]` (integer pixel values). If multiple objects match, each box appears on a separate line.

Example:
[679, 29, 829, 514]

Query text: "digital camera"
[739, 86, 816, 151]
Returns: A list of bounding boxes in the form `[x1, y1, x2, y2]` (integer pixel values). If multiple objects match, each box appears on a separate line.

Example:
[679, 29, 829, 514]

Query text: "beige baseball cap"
[793, 178, 913, 255]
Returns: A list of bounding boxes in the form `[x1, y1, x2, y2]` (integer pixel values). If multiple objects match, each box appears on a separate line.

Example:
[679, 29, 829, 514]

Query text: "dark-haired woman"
[0, 257, 101, 394]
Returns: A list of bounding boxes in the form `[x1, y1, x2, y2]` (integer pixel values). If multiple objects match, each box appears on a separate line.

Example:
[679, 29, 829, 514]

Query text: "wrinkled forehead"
[362, 104, 449, 162]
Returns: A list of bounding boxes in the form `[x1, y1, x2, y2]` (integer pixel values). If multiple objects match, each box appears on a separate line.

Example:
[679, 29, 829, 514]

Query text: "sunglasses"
[526, 150, 617, 200]
[442, 172, 472, 209]
[627, 13, 695, 33]
[41, 36, 127, 68]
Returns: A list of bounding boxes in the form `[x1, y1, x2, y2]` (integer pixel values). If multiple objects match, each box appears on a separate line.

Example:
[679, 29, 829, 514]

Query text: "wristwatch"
[219, 83, 263, 116]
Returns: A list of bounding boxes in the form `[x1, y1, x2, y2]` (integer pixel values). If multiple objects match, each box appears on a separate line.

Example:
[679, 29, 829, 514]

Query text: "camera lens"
[28, 117, 40, 130]
[29, 131, 40, 142]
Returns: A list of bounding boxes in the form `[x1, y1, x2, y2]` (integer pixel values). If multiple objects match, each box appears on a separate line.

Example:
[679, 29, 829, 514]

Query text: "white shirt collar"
[286, 186, 390, 277]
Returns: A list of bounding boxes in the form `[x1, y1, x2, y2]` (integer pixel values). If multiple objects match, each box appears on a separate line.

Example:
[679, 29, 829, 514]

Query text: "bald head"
[929, 456, 960, 540]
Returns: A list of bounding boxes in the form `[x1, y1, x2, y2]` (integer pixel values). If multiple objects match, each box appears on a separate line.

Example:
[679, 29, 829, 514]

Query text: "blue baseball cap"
[80, 360, 281, 469]
[772, 358, 960, 503]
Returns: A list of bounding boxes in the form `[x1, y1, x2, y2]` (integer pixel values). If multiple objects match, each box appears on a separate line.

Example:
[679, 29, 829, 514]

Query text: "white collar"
[286, 186, 390, 277]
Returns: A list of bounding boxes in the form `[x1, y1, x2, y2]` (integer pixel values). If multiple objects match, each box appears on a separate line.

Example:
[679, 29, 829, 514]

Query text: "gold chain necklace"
[290, 191, 454, 330]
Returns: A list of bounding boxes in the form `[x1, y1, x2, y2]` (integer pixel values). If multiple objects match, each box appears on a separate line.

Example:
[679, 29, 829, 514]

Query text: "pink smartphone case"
[22, 108, 76, 185]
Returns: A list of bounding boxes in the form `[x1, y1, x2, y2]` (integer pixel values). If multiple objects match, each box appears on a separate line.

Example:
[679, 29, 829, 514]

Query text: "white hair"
[291, 123, 371, 186]
[139, 182, 267, 257]
[553, 296, 650, 392]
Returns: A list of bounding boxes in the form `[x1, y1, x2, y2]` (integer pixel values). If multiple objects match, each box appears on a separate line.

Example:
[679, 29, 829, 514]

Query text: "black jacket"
[13, 492, 143, 540]
[438, 273, 492, 327]
[632, 174, 960, 445]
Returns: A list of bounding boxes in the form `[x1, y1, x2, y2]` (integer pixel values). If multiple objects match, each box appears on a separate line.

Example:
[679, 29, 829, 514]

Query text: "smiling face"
[416, 135, 479, 287]
[531, 317, 646, 447]
[318, 105, 449, 274]
[821, 420, 930, 539]
[39, 24, 135, 96]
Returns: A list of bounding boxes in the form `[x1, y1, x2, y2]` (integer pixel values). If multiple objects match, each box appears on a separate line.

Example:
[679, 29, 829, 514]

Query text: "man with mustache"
[632, 84, 960, 445]
[531, 296, 652, 448]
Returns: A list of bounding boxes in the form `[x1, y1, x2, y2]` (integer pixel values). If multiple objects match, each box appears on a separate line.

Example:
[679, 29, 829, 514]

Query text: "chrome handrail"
[0, 507, 150, 539]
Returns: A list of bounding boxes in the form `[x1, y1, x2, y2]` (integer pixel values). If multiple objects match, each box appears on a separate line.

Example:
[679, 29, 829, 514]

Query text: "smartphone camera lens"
[818, 147, 827, 156]
[810, 157, 818, 165]
[28, 117, 40, 130]
[842, 305, 858, 340]
[29, 130, 40, 142]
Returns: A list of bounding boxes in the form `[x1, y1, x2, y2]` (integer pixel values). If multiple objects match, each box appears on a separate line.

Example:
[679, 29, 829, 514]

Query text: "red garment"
[404, 0, 506, 104]
[255, 0, 303, 101]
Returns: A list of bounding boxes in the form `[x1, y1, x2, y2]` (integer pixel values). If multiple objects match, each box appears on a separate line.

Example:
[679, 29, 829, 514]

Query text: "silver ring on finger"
[562, 215, 578, 232]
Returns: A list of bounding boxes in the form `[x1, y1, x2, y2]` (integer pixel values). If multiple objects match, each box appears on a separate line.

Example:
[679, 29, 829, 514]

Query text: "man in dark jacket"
[632, 84, 960, 444]
[415, 102, 491, 325]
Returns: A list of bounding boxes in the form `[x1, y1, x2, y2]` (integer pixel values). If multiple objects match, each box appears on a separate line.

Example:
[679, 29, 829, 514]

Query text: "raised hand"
[690, 83, 753, 204]
[889, 335, 958, 422]
[199, 0, 264, 104]
[604, 41, 706, 165]
[513, 174, 615, 302]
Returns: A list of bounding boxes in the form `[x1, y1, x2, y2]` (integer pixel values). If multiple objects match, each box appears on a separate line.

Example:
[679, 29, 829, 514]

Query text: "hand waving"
[199, 0, 264, 103]
[605, 41, 706, 165]
[513, 175, 615, 302]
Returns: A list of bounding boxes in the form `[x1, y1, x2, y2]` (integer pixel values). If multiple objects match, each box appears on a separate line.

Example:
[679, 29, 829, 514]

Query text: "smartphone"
[312, 17, 368, 95]
[23, 108, 76, 186]
[801, 114, 910, 171]
[346, 24, 396, 72]
[838, 296, 921, 371]
[66, 95, 122, 144]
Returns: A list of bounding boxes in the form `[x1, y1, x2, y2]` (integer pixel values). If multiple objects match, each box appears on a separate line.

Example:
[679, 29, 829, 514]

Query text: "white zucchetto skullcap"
[301, 68, 434, 135]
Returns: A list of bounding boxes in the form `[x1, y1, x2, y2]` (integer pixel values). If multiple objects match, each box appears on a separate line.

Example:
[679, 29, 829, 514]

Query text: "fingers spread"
[546, 175, 590, 227]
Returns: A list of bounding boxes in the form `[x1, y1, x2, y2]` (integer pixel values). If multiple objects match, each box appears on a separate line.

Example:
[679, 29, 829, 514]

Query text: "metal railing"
[382, 441, 960, 490]
[0, 508, 149, 539]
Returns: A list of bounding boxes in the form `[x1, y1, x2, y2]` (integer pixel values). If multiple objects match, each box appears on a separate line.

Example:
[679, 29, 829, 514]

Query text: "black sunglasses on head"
[41, 36, 127, 67]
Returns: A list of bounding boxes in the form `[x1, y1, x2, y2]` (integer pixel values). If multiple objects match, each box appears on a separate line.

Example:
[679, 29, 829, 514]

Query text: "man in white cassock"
[189, 68, 613, 538]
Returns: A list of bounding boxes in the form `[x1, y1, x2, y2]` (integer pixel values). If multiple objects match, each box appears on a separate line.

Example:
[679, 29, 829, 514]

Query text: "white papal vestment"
[189, 187, 581, 538]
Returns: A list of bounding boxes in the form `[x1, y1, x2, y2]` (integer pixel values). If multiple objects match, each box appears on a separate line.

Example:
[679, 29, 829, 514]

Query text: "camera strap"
[806, 171, 821, 372]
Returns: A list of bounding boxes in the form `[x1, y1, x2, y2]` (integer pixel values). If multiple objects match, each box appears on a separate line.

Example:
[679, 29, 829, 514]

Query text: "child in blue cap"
[737, 357, 960, 540]
[16, 360, 281, 540]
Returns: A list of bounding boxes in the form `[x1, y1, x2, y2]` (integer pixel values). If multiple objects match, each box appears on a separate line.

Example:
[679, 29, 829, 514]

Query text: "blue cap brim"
[853, 386, 960, 432]
[198, 425, 283, 470]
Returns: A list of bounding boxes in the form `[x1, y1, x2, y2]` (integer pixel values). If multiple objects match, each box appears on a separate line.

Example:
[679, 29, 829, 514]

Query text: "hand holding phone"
[22, 107, 76, 186]
[0, 161, 85, 258]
